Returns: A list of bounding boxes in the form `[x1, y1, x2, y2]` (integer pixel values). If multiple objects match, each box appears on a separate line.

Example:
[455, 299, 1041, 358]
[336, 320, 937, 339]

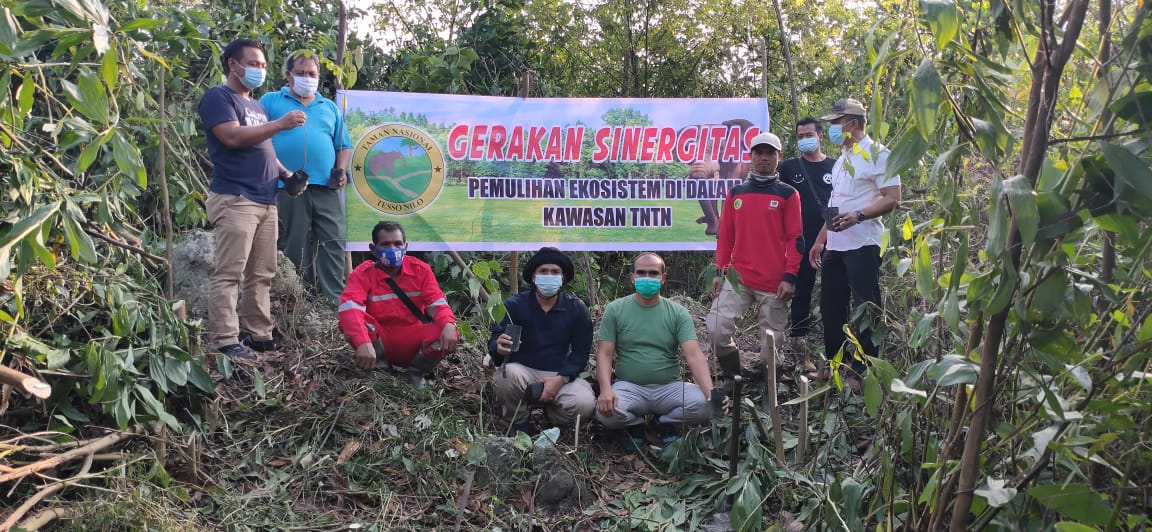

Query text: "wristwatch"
[856, 210, 867, 222]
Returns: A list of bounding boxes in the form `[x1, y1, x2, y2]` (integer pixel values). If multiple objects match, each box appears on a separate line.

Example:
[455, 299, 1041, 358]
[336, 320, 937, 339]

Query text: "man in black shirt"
[776, 117, 835, 370]
[488, 248, 595, 434]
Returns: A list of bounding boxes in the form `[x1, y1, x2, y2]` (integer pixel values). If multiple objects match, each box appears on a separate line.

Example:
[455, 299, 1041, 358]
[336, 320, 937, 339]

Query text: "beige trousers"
[492, 363, 596, 425]
[705, 279, 788, 376]
[206, 193, 278, 347]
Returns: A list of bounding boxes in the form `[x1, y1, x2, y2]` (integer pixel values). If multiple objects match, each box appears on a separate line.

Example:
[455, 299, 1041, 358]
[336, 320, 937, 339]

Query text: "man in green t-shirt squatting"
[594, 253, 715, 450]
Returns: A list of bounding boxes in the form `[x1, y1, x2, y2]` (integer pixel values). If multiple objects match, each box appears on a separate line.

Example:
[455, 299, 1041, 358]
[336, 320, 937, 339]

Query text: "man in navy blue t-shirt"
[198, 38, 305, 360]
[777, 117, 835, 370]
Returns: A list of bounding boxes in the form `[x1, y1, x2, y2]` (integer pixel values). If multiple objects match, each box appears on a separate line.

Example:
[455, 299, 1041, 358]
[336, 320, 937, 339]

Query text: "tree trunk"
[770, 0, 800, 128]
[948, 2, 1089, 529]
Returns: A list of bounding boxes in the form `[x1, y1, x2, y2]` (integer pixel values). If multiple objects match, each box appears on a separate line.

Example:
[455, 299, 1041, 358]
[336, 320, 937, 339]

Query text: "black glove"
[281, 169, 310, 196]
[329, 168, 346, 189]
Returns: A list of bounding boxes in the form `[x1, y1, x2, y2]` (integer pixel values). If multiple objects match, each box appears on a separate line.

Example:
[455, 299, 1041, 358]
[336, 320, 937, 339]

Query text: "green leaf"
[909, 311, 937, 348]
[187, 361, 215, 394]
[17, 74, 35, 115]
[60, 69, 109, 125]
[983, 262, 1018, 314]
[1028, 483, 1112, 525]
[921, 0, 959, 50]
[1108, 89, 1152, 124]
[1032, 270, 1069, 321]
[730, 474, 763, 532]
[60, 211, 97, 263]
[927, 354, 979, 386]
[863, 370, 882, 416]
[111, 130, 146, 186]
[911, 58, 943, 140]
[1054, 523, 1102, 532]
[0, 201, 61, 280]
[726, 267, 743, 296]
[0, 8, 17, 55]
[1101, 142, 1152, 203]
[1002, 175, 1039, 247]
[101, 43, 118, 90]
[985, 176, 1008, 259]
[1138, 313, 1152, 343]
[134, 384, 179, 430]
[76, 130, 111, 173]
[887, 126, 928, 181]
[914, 235, 935, 299]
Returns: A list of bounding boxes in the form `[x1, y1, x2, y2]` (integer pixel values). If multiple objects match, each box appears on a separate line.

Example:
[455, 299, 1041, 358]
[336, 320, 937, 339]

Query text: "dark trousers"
[789, 234, 820, 338]
[820, 245, 882, 373]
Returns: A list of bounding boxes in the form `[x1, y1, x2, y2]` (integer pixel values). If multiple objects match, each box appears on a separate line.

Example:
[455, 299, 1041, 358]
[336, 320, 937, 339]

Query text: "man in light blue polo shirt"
[261, 50, 352, 306]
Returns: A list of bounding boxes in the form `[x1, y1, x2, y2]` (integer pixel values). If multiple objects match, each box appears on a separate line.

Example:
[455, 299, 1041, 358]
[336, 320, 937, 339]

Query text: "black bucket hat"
[522, 247, 574, 284]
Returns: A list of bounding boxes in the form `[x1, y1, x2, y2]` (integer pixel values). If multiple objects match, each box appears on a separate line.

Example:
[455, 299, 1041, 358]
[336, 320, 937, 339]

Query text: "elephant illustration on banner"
[690, 118, 753, 236]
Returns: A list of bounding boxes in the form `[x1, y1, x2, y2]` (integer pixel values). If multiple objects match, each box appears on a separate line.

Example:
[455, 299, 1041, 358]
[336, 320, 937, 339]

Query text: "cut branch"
[0, 365, 51, 399]
[0, 429, 137, 484]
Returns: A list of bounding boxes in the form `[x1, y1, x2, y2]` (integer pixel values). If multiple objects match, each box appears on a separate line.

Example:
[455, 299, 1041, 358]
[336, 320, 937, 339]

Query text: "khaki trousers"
[705, 279, 789, 376]
[206, 193, 278, 347]
[492, 363, 596, 425]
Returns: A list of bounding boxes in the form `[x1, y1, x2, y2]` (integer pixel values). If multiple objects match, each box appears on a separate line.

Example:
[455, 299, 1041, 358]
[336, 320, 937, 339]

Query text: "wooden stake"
[798, 375, 809, 464]
[762, 330, 785, 463]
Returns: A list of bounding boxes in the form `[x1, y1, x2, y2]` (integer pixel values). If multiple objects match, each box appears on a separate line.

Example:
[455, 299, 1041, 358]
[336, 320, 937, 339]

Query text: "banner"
[340, 91, 768, 251]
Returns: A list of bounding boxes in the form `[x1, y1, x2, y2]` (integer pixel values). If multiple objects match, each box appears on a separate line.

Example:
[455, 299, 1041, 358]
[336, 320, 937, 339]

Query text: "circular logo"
[733, 198, 743, 210]
[350, 124, 445, 216]
[822, 172, 833, 185]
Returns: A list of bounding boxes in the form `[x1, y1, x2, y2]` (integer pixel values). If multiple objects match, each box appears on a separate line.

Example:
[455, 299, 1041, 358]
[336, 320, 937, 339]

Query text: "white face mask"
[292, 76, 319, 98]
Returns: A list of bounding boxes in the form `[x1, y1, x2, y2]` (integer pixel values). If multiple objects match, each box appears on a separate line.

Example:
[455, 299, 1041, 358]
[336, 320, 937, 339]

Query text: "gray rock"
[171, 229, 303, 319]
[473, 436, 524, 498]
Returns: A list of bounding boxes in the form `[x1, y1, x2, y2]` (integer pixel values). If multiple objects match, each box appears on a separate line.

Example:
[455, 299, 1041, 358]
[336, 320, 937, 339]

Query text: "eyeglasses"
[633, 269, 662, 277]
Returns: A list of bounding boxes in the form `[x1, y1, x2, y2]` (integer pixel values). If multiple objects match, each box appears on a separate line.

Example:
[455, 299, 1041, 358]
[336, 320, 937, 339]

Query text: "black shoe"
[217, 343, 255, 360]
[241, 333, 281, 352]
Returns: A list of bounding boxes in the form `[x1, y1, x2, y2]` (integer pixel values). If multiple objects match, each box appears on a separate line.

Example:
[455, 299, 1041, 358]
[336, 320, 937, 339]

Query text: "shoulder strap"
[381, 274, 433, 324]
[795, 158, 827, 209]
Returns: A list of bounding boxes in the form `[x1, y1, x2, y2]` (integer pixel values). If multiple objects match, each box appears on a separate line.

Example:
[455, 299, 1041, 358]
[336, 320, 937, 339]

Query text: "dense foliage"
[2, 0, 1151, 529]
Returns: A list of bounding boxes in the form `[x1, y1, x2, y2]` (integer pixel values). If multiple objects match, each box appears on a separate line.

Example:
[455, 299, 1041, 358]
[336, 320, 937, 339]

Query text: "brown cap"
[820, 98, 867, 121]
[748, 132, 782, 152]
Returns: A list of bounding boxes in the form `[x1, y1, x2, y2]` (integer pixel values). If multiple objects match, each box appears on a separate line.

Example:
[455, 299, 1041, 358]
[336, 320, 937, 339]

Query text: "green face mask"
[634, 277, 661, 297]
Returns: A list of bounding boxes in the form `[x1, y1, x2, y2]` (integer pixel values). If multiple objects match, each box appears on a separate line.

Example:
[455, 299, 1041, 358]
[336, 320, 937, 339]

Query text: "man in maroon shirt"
[706, 132, 804, 380]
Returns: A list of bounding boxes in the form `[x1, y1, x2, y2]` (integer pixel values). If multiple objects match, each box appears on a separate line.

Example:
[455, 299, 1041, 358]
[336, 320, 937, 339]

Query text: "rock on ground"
[474, 436, 524, 499]
[172, 229, 304, 319]
[530, 446, 588, 512]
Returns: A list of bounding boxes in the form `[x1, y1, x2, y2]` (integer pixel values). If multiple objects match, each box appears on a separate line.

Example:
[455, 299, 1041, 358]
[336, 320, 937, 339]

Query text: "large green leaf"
[911, 58, 943, 140]
[0, 8, 17, 56]
[887, 126, 930, 180]
[60, 69, 109, 125]
[1108, 88, 1152, 125]
[730, 474, 763, 532]
[1002, 175, 1039, 247]
[1028, 483, 1112, 525]
[985, 176, 1008, 259]
[1101, 142, 1152, 204]
[111, 130, 147, 186]
[0, 201, 61, 280]
[927, 354, 979, 386]
[921, 0, 959, 50]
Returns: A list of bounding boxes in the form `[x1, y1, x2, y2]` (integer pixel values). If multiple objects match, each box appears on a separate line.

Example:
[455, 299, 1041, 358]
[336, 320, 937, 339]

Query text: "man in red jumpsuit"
[338, 221, 459, 388]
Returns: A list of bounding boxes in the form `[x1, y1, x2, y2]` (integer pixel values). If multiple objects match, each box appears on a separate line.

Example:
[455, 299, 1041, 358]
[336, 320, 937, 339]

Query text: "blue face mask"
[534, 274, 563, 297]
[375, 246, 405, 268]
[236, 63, 266, 90]
[827, 125, 845, 146]
[634, 277, 662, 298]
[797, 137, 820, 153]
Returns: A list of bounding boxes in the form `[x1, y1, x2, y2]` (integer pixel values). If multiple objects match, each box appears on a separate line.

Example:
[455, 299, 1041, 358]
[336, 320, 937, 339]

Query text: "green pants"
[277, 187, 346, 305]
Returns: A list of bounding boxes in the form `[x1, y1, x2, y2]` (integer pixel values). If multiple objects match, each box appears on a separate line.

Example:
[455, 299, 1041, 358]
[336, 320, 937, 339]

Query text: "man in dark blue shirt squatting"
[488, 247, 596, 435]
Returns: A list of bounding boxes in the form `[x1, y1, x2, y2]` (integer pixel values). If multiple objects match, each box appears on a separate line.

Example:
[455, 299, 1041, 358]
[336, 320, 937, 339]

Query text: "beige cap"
[749, 132, 782, 152]
[820, 98, 867, 121]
